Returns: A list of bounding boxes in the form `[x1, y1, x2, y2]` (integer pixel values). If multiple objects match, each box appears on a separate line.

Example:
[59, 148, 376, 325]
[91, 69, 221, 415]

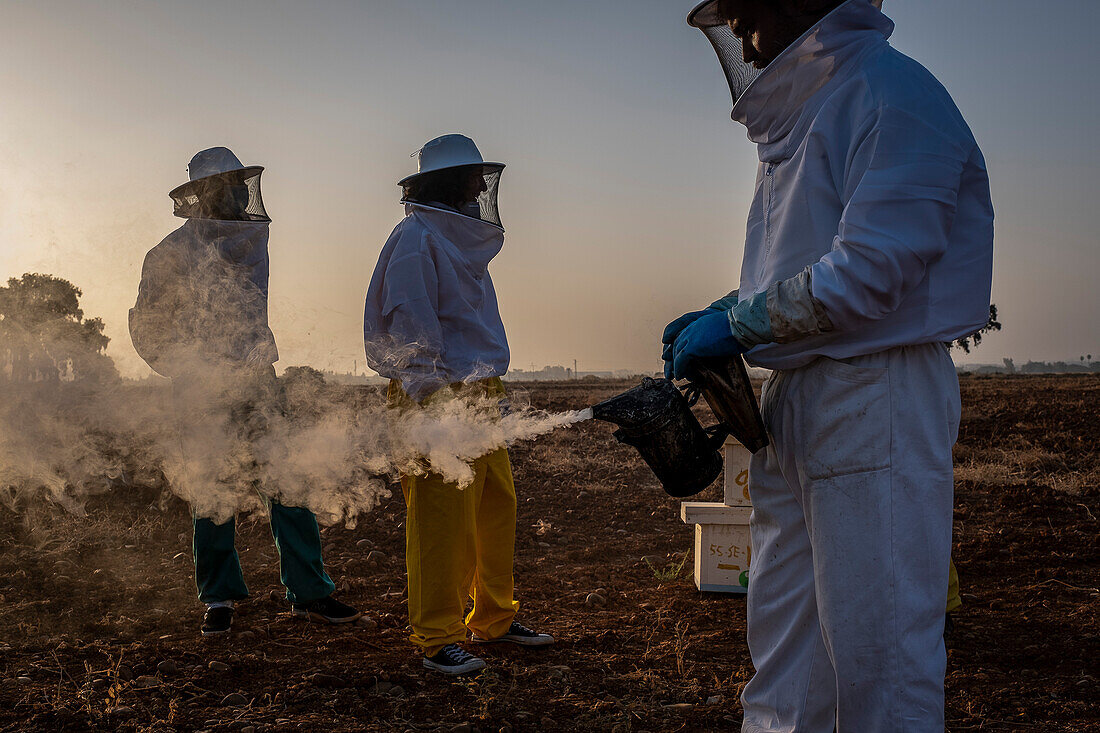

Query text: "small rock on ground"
[585, 593, 606, 607]
[308, 673, 345, 688]
[221, 692, 248, 707]
[208, 661, 230, 673]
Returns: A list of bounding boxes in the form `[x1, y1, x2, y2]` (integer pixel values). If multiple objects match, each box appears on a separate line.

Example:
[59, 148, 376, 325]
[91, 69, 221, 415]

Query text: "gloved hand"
[671, 310, 747, 380]
[661, 292, 740, 378]
[662, 310, 710, 378]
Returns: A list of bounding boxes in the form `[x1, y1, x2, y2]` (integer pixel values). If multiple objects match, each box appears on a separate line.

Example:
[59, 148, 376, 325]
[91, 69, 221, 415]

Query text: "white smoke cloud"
[0, 370, 589, 529]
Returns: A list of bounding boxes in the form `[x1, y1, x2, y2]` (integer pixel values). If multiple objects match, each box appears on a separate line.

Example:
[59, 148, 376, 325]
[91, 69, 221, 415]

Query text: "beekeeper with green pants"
[664, 1, 993, 730]
[130, 147, 360, 636]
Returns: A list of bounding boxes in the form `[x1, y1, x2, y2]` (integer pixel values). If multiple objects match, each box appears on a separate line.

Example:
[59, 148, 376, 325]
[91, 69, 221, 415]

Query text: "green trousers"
[193, 498, 336, 605]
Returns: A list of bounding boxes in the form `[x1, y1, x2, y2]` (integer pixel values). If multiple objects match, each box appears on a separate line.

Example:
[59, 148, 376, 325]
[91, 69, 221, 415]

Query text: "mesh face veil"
[399, 134, 506, 229]
[470, 166, 504, 229]
[687, 1, 764, 109]
[688, 0, 884, 112]
[170, 168, 270, 222]
[402, 164, 505, 230]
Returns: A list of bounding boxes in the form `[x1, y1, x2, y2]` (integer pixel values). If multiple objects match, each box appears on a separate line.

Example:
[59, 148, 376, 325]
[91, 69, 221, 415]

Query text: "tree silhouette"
[0, 273, 117, 383]
[950, 304, 1002, 354]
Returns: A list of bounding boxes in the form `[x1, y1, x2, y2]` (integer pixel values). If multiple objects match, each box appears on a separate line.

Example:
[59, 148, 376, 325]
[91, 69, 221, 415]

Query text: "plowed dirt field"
[1, 374, 1096, 731]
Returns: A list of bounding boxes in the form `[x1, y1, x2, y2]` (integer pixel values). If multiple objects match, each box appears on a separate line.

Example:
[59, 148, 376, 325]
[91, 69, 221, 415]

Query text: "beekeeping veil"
[169, 147, 270, 222]
[399, 134, 505, 230]
[687, 0, 883, 111]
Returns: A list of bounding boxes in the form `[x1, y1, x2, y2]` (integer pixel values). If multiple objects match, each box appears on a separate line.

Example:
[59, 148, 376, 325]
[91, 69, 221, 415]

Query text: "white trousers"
[741, 344, 960, 733]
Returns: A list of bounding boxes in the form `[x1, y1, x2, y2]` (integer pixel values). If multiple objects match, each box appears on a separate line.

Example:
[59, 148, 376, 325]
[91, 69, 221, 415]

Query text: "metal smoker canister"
[590, 377, 723, 498]
[590, 356, 768, 498]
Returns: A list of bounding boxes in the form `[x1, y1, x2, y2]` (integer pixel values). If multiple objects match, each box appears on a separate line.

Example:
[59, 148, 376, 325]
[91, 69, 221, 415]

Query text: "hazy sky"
[2, 0, 1097, 377]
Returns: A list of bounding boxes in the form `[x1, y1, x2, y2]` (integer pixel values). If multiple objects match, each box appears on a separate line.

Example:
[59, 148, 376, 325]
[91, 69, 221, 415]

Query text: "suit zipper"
[758, 163, 777, 282]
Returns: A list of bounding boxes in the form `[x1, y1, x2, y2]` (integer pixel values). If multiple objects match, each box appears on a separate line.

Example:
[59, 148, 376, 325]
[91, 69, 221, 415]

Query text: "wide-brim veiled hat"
[398, 134, 504, 187]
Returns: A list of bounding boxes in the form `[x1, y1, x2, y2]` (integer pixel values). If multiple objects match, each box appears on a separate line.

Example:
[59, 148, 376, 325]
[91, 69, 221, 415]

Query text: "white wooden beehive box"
[681, 503, 752, 593]
[679, 439, 756, 593]
[723, 439, 753, 507]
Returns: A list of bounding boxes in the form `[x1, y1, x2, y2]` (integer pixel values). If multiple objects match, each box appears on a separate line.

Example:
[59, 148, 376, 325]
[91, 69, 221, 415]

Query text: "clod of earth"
[308, 673, 345, 688]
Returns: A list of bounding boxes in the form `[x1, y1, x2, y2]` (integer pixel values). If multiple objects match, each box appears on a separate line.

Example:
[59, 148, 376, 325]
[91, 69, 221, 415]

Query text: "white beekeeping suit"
[684, 0, 994, 731]
[364, 135, 510, 401]
[130, 147, 277, 379]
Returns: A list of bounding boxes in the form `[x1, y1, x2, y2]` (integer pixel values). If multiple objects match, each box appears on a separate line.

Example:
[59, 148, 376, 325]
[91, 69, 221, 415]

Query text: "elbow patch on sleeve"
[766, 268, 834, 343]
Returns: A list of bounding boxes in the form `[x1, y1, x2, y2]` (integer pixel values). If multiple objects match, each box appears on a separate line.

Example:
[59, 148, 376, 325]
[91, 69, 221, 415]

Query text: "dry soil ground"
[0, 374, 1097, 732]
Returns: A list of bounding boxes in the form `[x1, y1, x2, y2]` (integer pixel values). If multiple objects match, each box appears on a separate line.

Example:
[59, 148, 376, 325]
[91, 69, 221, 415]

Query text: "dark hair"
[402, 165, 479, 210]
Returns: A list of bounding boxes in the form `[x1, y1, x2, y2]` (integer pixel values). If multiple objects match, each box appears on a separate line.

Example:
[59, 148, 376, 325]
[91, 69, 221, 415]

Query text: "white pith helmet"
[169, 147, 263, 198]
[186, 147, 256, 181]
[168, 146, 269, 222]
[398, 134, 504, 187]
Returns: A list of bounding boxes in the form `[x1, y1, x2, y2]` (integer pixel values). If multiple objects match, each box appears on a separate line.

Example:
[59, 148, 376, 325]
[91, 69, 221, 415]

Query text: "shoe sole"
[201, 628, 230, 637]
[422, 658, 487, 676]
[292, 609, 362, 624]
[469, 635, 555, 647]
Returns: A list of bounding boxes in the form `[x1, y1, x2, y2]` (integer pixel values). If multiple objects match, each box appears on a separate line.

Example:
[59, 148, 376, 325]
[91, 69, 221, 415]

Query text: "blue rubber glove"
[661, 310, 709, 378]
[671, 310, 747, 380]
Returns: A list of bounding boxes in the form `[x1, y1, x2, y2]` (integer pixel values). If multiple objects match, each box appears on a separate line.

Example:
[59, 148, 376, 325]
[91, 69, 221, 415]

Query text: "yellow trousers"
[946, 559, 961, 613]
[390, 378, 519, 656]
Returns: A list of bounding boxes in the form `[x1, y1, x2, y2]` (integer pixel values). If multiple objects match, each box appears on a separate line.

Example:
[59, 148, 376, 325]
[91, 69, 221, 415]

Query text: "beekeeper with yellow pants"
[666, 1, 994, 730]
[364, 134, 554, 676]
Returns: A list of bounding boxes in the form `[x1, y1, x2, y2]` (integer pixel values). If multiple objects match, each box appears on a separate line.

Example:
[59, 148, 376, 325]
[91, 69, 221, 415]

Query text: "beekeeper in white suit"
[663, 1, 994, 730]
[365, 135, 553, 676]
[131, 147, 360, 637]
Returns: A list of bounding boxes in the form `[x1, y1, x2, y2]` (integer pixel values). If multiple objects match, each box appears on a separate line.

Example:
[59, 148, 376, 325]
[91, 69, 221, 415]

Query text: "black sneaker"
[470, 621, 554, 647]
[422, 644, 486, 676]
[201, 606, 234, 636]
[291, 595, 362, 624]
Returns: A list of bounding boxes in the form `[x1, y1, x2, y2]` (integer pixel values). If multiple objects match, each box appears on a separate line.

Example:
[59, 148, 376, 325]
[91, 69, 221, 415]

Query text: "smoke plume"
[0, 365, 588, 528]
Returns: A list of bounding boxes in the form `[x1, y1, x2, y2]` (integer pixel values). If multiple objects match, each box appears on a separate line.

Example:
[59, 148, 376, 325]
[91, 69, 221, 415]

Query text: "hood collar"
[733, 0, 893, 149]
[405, 202, 504, 274]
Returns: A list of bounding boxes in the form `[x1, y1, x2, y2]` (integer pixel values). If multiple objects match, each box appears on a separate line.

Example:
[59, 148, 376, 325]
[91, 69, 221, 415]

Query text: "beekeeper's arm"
[672, 105, 966, 378]
[129, 246, 190, 378]
[371, 249, 448, 401]
[803, 104, 966, 336]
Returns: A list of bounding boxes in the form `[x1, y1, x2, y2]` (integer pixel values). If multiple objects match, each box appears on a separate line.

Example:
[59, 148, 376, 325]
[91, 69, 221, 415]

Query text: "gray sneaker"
[422, 644, 487, 676]
[470, 621, 554, 647]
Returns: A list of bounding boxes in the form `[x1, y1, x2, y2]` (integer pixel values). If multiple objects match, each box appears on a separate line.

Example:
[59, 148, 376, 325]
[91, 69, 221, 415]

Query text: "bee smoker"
[590, 356, 768, 498]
